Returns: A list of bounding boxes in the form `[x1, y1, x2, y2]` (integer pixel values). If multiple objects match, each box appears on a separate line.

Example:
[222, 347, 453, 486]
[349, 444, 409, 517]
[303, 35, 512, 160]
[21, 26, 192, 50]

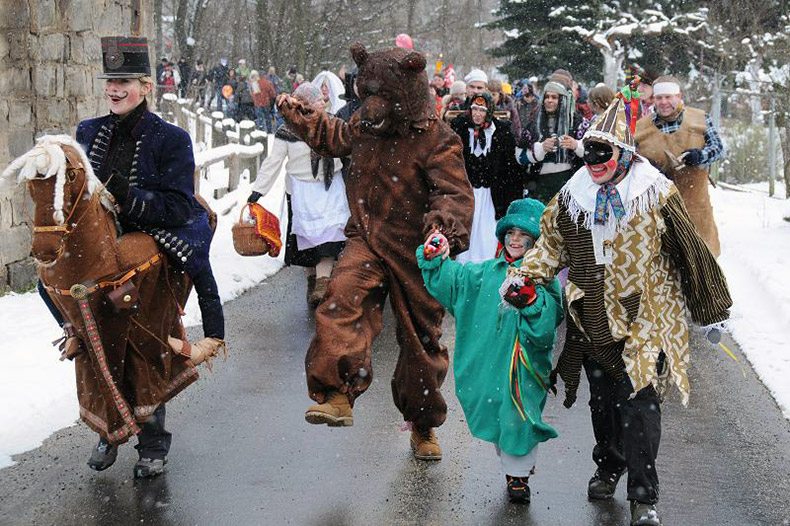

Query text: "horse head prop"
[2, 135, 115, 266]
[2, 135, 201, 445]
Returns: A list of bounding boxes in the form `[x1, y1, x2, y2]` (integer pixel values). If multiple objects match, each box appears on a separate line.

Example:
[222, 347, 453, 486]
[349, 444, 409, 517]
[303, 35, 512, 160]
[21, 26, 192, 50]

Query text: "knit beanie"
[495, 198, 545, 243]
[464, 68, 488, 85]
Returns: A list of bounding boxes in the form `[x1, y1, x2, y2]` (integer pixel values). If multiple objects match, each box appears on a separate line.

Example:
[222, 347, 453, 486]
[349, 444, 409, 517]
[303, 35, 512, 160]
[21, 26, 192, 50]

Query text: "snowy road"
[0, 266, 789, 525]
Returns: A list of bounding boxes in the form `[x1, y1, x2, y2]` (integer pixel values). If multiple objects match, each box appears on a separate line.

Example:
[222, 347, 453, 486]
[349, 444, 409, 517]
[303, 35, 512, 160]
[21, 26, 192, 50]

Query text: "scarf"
[535, 82, 574, 164]
[593, 150, 633, 224]
[310, 150, 334, 190]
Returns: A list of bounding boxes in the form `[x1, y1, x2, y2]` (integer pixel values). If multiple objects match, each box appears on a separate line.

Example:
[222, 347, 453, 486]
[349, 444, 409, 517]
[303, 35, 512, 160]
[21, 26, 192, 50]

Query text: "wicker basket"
[232, 204, 270, 257]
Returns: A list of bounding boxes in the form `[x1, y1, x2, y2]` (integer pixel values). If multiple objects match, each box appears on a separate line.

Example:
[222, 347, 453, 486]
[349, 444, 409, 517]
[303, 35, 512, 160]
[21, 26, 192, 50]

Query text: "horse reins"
[31, 172, 90, 261]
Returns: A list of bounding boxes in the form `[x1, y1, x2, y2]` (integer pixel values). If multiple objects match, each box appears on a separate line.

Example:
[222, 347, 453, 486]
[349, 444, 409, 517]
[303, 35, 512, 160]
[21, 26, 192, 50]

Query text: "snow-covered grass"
[710, 181, 790, 420]
[0, 148, 287, 469]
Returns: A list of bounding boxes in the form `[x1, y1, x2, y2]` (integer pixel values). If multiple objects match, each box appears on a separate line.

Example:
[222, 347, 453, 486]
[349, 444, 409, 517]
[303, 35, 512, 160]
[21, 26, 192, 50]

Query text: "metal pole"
[711, 72, 722, 183]
[769, 96, 776, 197]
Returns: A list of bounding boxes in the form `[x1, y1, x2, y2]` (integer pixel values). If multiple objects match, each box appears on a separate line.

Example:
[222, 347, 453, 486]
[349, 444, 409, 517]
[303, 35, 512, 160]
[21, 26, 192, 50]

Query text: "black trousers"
[134, 405, 172, 460]
[583, 357, 662, 504]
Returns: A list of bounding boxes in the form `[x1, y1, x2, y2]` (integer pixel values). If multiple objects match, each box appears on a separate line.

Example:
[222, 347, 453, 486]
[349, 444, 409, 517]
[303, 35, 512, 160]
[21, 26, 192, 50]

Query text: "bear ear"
[399, 52, 426, 72]
[350, 42, 368, 67]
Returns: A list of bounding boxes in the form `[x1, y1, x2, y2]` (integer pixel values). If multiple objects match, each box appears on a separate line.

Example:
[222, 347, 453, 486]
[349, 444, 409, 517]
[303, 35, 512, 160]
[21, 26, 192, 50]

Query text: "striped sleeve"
[660, 192, 732, 325]
[518, 194, 568, 282]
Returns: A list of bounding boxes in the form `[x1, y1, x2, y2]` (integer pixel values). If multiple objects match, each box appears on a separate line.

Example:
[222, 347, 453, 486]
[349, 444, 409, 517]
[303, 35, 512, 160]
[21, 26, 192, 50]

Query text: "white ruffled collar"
[560, 155, 672, 231]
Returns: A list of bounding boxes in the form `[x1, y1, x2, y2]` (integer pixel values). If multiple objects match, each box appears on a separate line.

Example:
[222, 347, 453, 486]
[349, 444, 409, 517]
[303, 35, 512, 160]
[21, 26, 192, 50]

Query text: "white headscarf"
[311, 71, 346, 115]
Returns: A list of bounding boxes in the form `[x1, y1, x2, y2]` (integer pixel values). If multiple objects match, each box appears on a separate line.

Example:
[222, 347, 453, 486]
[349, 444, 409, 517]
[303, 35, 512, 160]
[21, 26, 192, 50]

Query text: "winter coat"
[237, 80, 254, 105]
[417, 247, 563, 456]
[76, 109, 213, 275]
[450, 114, 523, 219]
[251, 77, 277, 108]
[517, 160, 732, 408]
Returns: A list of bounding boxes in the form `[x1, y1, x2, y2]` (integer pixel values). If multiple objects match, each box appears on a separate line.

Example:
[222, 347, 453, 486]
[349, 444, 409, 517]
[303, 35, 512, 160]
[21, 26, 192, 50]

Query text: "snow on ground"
[0, 147, 287, 468]
[710, 181, 790, 420]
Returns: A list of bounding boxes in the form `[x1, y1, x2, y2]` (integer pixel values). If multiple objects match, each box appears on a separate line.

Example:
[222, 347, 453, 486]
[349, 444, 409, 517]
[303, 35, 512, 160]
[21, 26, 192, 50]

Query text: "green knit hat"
[495, 198, 545, 243]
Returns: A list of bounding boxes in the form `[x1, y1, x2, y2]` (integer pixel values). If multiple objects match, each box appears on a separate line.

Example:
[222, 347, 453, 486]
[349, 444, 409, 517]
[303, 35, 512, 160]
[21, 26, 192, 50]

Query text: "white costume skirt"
[456, 186, 498, 264]
[288, 173, 350, 251]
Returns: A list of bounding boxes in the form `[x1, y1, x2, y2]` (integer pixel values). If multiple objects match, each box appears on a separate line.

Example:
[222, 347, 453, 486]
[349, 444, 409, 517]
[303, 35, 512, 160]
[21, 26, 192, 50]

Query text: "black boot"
[506, 475, 531, 504]
[630, 501, 661, 526]
[134, 457, 167, 479]
[588, 467, 625, 500]
[87, 438, 118, 471]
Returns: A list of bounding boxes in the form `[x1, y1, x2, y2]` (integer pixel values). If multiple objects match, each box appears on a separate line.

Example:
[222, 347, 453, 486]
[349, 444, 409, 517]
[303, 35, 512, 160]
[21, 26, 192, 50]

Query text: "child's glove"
[682, 148, 704, 166]
[503, 279, 537, 309]
[423, 232, 449, 260]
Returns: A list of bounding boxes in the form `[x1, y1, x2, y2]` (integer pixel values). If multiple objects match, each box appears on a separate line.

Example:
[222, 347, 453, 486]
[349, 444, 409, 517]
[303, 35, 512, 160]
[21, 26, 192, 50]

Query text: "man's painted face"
[654, 92, 681, 118]
[543, 92, 559, 113]
[504, 228, 534, 260]
[584, 140, 621, 185]
[467, 81, 487, 96]
[105, 78, 150, 117]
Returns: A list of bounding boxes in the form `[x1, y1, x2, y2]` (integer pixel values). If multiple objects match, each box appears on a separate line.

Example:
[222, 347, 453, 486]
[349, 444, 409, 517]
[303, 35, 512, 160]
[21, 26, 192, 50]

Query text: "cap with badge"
[98, 36, 151, 79]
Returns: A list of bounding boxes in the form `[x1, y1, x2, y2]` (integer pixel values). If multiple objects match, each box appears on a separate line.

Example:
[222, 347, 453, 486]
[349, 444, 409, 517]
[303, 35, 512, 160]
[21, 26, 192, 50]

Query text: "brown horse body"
[20, 140, 198, 444]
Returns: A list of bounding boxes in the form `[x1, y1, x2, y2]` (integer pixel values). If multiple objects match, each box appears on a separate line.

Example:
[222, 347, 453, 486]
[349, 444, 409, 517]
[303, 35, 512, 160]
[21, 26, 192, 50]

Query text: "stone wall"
[0, 0, 153, 291]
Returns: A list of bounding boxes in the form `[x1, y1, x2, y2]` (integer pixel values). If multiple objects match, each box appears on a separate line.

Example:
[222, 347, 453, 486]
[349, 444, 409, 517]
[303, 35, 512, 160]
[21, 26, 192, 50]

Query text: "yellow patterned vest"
[634, 108, 721, 256]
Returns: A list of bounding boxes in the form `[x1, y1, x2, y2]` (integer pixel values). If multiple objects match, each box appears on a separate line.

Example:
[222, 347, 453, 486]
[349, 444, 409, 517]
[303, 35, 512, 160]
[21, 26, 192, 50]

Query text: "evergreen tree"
[487, 0, 602, 83]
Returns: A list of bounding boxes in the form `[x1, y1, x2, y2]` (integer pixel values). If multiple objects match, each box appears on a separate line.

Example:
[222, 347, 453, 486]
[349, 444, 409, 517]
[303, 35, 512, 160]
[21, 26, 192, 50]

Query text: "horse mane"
[1, 134, 114, 223]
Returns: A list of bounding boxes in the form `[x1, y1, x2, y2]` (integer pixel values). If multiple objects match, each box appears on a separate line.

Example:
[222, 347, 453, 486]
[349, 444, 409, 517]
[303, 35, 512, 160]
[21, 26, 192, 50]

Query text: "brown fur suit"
[279, 43, 474, 429]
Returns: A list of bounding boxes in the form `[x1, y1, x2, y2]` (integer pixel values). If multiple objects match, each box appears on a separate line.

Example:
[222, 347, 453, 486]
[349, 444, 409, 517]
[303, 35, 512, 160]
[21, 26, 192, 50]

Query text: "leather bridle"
[31, 170, 91, 263]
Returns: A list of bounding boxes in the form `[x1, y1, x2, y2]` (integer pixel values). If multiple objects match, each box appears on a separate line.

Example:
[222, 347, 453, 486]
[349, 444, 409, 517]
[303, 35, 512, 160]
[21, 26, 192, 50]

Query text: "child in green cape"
[417, 198, 564, 504]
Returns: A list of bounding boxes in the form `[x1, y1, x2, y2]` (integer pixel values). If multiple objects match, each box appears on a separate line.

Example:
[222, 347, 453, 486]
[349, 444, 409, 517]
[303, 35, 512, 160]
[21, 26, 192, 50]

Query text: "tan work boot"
[308, 276, 330, 308]
[304, 391, 353, 427]
[411, 427, 442, 461]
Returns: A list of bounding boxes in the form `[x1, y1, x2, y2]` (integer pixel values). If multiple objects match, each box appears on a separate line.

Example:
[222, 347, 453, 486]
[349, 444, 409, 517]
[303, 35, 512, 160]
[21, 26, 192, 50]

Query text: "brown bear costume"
[277, 43, 474, 456]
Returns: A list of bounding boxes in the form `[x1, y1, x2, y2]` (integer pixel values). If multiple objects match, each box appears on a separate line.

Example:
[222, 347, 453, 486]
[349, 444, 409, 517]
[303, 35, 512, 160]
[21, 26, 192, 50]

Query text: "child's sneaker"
[506, 475, 531, 504]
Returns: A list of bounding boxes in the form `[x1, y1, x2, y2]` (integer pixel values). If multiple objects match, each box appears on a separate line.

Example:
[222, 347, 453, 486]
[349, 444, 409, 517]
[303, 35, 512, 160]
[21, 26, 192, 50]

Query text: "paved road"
[1, 267, 789, 526]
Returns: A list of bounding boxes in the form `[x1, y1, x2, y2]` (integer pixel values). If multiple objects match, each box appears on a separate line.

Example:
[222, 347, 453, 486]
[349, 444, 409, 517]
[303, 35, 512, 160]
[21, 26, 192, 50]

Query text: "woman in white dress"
[247, 83, 350, 307]
[449, 92, 523, 264]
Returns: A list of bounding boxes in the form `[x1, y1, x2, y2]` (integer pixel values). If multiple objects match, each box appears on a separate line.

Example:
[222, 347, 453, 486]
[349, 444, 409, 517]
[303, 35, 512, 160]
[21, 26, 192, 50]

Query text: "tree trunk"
[601, 49, 624, 90]
[255, 0, 272, 68]
[174, 0, 189, 60]
[780, 124, 790, 199]
[406, 0, 418, 35]
[747, 58, 764, 124]
[154, 0, 163, 58]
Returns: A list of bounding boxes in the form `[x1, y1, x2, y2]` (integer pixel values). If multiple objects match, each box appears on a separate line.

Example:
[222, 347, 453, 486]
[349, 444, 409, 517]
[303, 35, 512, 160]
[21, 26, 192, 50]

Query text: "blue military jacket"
[76, 109, 213, 274]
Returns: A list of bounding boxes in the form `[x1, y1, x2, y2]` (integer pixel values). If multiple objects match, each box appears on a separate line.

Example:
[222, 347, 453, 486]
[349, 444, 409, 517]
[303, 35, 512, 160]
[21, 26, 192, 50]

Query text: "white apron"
[456, 186, 498, 264]
[288, 173, 350, 250]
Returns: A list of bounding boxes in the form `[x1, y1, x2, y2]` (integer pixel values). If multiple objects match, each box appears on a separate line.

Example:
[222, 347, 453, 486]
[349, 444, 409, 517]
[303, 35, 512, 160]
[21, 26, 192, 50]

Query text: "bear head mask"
[350, 42, 433, 137]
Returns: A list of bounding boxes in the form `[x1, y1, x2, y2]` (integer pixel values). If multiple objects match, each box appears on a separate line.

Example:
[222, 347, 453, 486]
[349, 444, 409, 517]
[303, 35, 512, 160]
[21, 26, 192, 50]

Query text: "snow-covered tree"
[489, 1, 711, 86]
[487, 0, 602, 83]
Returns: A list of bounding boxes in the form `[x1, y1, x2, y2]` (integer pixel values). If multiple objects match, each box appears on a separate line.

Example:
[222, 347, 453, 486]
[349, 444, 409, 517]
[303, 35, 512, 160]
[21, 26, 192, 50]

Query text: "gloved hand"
[106, 170, 130, 205]
[503, 279, 537, 309]
[682, 149, 704, 166]
[703, 323, 725, 344]
[247, 191, 262, 203]
[423, 232, 449, 260]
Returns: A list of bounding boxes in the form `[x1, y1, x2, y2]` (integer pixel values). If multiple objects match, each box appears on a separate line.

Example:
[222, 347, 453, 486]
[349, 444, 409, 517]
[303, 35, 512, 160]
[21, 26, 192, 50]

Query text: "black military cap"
[98, 36, 151, 79]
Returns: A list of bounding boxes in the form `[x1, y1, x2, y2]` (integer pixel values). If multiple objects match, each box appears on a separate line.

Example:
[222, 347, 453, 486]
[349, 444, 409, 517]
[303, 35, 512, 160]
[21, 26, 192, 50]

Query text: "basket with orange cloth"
[232, 203, 282, 257]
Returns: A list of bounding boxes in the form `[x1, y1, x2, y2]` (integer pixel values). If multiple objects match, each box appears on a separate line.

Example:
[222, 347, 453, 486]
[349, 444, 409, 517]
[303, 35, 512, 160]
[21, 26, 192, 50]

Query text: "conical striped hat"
[583, 97, 635, 151]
